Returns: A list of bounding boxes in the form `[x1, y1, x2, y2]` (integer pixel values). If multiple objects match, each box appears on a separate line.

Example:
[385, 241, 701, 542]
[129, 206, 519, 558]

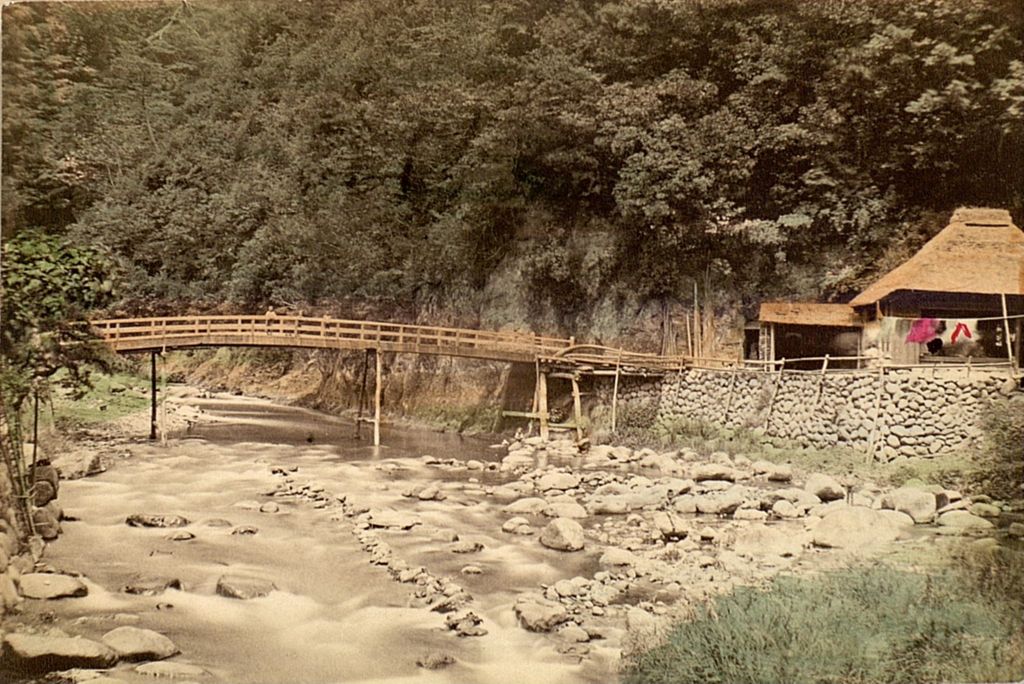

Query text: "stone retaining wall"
[0, 458, 26, 615]
[607, 367, 1014, 461]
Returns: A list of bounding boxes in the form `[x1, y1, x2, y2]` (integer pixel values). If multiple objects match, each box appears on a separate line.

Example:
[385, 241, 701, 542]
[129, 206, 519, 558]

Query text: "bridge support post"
[611, 357, 621, 434]
[149, 351, 158, 441]
[373, 348, 382, 447]
[570, 374, 584, 442]
[537, 370, 549, 441]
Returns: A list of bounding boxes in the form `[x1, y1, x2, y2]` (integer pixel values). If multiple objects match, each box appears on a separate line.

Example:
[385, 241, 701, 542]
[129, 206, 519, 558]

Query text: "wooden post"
[868, 362, 884, 464]
[611, 355, 621, 434]
[763, 358, 786, 432]
[1015, 318, 1022, 373]
[355, 349, 370, 438]
[570, 375, 584, 442]
[813, 354, 830, 407]
[537, 370, 549, 441]
[1001, 293, 1014, 370]
[373, 348, 382, 447]
[769, 323, 776, 364]
[150, 351, 158, 441]
[723, 368, 739, 424]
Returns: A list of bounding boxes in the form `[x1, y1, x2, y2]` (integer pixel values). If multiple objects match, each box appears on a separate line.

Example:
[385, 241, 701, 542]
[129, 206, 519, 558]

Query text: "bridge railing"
[89, 315, 573, 358]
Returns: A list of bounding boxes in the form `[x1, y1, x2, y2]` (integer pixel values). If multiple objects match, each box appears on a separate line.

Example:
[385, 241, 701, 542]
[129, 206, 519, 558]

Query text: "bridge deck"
[89, 315, 688, 373]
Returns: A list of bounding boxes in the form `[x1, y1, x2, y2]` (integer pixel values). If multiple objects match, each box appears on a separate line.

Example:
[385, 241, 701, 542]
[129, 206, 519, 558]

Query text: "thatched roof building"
[753, 208, 1023, 367]
[850, 208, 1024, 309]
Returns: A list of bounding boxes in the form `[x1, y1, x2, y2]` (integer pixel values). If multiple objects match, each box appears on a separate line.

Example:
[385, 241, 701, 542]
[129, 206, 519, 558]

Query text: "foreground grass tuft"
[624, 563, 1024, 684]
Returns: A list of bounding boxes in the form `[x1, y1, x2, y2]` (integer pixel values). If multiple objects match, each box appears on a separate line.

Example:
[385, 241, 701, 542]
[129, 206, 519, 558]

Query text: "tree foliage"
[2, 0, 1022, 327]
[0, 231, 113, 408]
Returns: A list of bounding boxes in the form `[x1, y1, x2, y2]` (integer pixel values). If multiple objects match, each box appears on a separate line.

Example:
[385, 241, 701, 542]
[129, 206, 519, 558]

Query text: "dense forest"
[3, 0, 1023, 336]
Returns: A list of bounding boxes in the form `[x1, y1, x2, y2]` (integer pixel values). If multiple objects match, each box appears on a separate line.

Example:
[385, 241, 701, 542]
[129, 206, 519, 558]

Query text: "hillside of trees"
[3, 0, 1023, 337]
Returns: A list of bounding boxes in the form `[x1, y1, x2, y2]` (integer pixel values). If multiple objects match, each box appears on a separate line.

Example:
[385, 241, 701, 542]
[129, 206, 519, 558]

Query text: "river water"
[31, 397, 622, 684]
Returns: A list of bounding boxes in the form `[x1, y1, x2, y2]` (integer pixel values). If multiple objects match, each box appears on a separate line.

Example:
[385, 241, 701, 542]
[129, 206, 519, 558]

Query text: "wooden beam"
[501, 410, 541, 419]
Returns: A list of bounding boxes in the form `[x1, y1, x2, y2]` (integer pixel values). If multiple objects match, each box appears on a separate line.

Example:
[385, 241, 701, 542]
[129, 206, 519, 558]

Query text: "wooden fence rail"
[89, 315, 575, 363]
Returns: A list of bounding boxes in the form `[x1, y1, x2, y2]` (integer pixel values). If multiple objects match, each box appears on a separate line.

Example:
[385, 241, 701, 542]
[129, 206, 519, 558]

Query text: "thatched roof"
[850, 208, 1024, 308]
[759, 302, 860, 327]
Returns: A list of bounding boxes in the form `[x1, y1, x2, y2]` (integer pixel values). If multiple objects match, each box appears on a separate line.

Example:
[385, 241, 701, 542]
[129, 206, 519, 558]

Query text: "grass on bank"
[35, 369, 150, 427]
[624, 549, 1024, 684]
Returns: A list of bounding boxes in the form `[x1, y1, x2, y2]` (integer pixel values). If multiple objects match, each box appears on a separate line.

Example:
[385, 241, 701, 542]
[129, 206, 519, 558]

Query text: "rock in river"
[366, 510, 421, 530]
[804, 474, 846, 502]
[19, 573, 88, 600]
[1, 633, 118, 672]
[514, 597, 570, 632]
[125, 514, 190, 528]
[101, 626, 179, 662]
[539, 518, 585, 551]
[134, 661, 207, 678]
[215, 575, 277, 600]
[811, 507, 911, 549]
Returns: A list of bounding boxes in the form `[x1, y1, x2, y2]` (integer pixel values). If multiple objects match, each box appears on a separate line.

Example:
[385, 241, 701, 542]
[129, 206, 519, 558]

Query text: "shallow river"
[33, 397, 622, 684]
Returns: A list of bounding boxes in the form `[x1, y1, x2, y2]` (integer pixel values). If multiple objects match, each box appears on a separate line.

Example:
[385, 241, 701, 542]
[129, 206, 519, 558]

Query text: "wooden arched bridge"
[90, 315, 686, 444]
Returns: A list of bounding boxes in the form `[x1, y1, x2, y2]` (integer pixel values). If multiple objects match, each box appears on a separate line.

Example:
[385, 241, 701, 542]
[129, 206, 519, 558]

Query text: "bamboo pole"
[684, 312, 693, 357]
[1001, 293, 1015, 371]
[693, 281, 700, 360]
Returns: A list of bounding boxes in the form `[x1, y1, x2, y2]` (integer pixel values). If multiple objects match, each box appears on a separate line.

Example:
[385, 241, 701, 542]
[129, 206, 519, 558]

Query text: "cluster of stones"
[265, 466, 486, 640]
[484, 436, 1023, 643]
[0, 569, 188, 681]
[616, 368, 1011, 460]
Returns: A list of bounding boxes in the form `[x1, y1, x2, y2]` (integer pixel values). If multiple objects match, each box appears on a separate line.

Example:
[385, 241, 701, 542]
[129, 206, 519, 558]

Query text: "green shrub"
[624, 564, 1024, 684]
[977, 396, 1024, 498]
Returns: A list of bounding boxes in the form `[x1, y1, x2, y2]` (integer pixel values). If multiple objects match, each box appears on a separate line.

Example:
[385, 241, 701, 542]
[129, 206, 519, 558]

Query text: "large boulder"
[536, 473, 581, 491]
[812, 507, 911, 549]
[514, 597, 570, 632]
[215, 575, 277, 599]
[125, 514, 189, 528]
[937, 510, 994, 530]
[598, 547, 640, 569]
[733, 524, 805, 557]
[539, 518, 585, 551]
[804, 474, 846, 502]
[651, 512, 689, 539]
[31, 507, 62, 540]
[882, 487, 937, 524]
[101, 627, 179, 662]
[2, 633, 117, 672]
[19, 573, 88, 600]
[544, 502, 588, 519]
[504, 498, 549, 515]
[691, 464, 739, 482]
